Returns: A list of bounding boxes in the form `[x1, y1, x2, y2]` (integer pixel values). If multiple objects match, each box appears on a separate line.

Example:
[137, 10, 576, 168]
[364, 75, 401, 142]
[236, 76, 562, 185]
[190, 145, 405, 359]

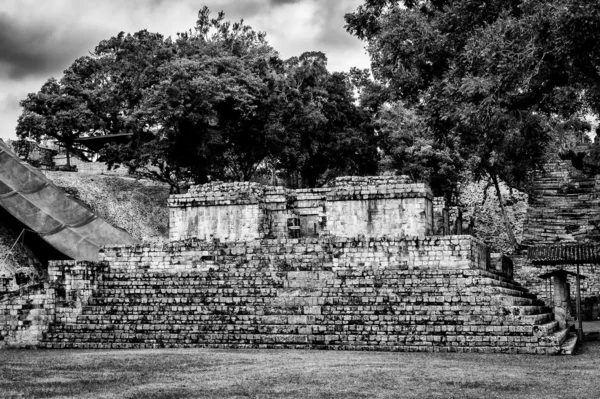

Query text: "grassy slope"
[46, 172, 170, 244]
[0, 344, 598, 399]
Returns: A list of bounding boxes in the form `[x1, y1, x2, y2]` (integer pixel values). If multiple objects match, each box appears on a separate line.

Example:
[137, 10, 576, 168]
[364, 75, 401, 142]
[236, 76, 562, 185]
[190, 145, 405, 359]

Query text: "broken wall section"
[0, 285, 54, 348]
[0, 260, 107, 348]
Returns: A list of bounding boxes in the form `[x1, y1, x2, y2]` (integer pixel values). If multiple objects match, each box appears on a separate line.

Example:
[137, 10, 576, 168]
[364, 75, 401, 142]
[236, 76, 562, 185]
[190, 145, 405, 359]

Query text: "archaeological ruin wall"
[516, 144, 600, 320]
[168, 176, 434, 242]
[1, 176, 576, 353]
[39, 235, 572, 354]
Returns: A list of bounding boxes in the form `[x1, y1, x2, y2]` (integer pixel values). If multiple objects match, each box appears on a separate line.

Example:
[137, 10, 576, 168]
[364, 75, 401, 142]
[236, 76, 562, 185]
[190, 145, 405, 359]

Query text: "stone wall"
[432, 197, 448, 235]
[73, 160, 130, 176]
[168, 182, 274, 242]
[42, 235, 573, 354]
[0, 260, 107, 348]
[0, 278, 10, 293]
[0, 285, 54, 348]
[48, 261, 109, 325]
[100, 235, 491, 275]
[168, 177, 433, 242]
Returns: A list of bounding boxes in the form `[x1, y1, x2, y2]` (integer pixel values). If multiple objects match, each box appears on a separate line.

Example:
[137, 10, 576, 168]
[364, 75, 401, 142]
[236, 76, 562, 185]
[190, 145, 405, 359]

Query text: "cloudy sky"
[0, 0, 370, 141]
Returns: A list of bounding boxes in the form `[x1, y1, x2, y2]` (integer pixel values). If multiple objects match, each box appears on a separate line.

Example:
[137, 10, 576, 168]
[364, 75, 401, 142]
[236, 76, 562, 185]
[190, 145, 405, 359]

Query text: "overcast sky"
[0, 0, 370, 141]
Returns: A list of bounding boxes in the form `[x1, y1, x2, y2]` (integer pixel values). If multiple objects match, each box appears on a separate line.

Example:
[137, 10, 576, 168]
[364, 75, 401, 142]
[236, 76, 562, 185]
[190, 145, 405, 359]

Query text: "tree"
[17, 7, 380, 192]
[17, 77, 96, 167]
[346, 0, 600, 249]
[107, 8, 288, 191]
[278, 52, 379, 187]
[377, 102, 462, 199]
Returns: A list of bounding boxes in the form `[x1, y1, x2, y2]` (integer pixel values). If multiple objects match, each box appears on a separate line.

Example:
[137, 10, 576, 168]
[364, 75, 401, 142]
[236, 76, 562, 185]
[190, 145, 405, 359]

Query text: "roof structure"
[0, 139, 139, 261]
[74, 133, 133, 153]
[528, 243, 600, 265]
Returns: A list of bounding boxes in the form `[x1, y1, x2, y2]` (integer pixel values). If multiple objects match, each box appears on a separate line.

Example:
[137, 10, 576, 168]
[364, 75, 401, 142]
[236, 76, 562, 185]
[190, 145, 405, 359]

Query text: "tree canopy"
[346, 0, 600, 248]
[17, 7, 379, 192]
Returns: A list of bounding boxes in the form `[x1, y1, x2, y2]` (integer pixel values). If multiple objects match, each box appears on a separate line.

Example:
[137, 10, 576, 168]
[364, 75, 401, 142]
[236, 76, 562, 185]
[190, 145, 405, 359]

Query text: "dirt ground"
[1, 341, 600, 399]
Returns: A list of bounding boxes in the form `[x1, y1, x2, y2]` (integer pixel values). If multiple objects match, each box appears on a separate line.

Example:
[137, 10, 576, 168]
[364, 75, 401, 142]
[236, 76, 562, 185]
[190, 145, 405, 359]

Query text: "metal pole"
[576, 263, 583, 341]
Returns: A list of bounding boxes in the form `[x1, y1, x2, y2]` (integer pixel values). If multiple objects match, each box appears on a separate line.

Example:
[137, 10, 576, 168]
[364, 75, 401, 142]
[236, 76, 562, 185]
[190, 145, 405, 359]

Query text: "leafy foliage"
[17, 7, 379, 192]
[277, 52, 379, 187]
[346, 0, 600, 247]
[377, 102, 462, 198]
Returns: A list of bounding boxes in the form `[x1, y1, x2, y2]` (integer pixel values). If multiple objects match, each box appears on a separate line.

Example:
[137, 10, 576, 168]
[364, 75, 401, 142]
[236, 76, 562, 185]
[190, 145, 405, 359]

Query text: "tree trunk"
[489, 171, 518, 250]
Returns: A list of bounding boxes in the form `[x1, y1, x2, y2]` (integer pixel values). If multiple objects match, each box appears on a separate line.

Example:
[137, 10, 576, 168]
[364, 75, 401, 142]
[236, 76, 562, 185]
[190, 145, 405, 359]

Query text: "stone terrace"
[37, 236, 575, 354]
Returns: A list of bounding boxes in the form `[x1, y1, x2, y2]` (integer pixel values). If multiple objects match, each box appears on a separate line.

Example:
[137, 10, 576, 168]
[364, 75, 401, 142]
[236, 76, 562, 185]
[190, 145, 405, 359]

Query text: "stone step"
[508, 306, 548, 316]
[479, 279, 529, 293]
[496, 295, 539, 306]
[38, 340, 573, 354]
[533, 321, 558, 336]
[520, 313, 554, 325]
[76, 307, 542, 320]
[101, 272, 504, 282]
[89, 292, 502, 305]
[486, 286, 537, 299]
[475, 269, 523, 284]
[553, 327, 571, 346]
[559, 334, 578, 355]
[41, 330, 557, 347]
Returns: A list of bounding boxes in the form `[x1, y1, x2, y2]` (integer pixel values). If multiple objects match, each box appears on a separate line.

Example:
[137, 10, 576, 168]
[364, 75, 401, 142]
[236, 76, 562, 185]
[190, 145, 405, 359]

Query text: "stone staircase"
[524, 159, 600, 245]
[41, 266, 577, 354]
[479, 270, 577, 354]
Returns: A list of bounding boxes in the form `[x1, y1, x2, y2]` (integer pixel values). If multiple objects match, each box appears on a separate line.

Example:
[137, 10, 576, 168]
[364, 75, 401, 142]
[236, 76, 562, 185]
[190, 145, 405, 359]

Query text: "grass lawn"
[1, 342, 600, 399]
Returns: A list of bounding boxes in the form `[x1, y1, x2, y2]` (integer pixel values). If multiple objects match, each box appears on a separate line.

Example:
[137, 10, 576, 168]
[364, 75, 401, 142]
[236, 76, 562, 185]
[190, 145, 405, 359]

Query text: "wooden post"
[576, 263, 583, 341]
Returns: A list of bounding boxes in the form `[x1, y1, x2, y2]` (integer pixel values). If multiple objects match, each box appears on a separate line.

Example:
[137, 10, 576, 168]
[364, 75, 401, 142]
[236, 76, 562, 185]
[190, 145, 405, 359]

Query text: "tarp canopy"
[0, 139, 139, 261]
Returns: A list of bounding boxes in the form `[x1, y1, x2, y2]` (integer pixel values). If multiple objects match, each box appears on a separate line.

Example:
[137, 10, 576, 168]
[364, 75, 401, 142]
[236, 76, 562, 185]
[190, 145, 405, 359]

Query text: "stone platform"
[0, 177, 578, 354]
[0, 235, 574, 354]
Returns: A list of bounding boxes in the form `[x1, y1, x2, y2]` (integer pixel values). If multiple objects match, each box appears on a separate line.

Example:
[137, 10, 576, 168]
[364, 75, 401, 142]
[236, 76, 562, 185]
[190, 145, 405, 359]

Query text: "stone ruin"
[0, 175, 576, 354]
[168, 176, 432, 242]
[513, 143, 600, 324]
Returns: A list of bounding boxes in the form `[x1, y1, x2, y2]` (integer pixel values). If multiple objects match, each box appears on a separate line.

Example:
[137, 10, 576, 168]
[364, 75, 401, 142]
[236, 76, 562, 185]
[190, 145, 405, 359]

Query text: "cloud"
[253, 0, 368, 71]
[0, 12, 107, 80]
[0, 93, 22, 113]
[269, 0, 303, 5]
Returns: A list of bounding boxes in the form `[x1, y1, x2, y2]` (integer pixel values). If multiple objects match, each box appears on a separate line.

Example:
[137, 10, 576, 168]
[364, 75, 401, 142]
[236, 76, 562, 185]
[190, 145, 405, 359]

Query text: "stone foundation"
[100, 235, 488, 272]
[20, 236, 570, 353]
